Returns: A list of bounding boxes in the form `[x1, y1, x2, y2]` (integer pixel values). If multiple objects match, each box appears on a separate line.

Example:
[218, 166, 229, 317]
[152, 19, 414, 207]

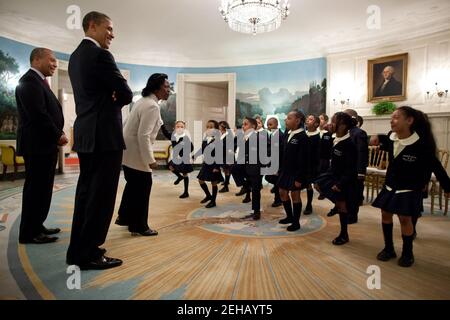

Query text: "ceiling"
[0, 0, 449, 67]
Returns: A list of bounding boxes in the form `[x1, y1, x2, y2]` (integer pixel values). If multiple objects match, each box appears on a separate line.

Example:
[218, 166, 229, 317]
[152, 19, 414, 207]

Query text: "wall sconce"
[333, 92, 350, 110]
[426, 82, 448, 103]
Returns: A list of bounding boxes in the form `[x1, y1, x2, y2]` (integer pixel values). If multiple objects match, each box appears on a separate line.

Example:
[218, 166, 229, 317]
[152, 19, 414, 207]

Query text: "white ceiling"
[0, 0, 449, 67]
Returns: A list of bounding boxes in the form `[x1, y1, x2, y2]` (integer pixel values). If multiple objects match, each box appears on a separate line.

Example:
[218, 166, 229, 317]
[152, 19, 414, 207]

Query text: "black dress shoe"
[347, 216, 358, 224]
[235, 188, 247, 196]
[332, 235, 349, 245]
[303, 206, 313, 215]
[115, 217, 129, 226]
[398, 255, 414, 267]
[376, 248, 397, 261]
[327, 208, 338, 217]
[174, 177, 184, 185]
[179, 192, 189, 198]
[205, 201, 216, 208]
[242, 195, 251, 203]
[287, 222, 300, 232]
[19, 233, 58, 244]
[131, 229, 158, 236]
[271, 201, 282, 207]
[42, 227, 61, 235]
[200, 196, 212, 204]
[279, 217, 293, 224]
[219, 185, 229, 193]
[79, 256, 123, 270]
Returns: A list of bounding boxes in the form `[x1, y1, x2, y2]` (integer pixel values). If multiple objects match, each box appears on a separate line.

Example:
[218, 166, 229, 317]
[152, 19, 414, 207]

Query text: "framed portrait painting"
[368, 53, 408, 103]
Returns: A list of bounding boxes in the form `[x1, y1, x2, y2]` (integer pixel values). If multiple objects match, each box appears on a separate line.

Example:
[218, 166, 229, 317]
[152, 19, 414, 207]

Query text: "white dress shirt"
[122, 94, 163, 172]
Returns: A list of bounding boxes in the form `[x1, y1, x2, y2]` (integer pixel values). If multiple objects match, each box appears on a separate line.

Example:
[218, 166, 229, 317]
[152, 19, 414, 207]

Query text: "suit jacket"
[15, 70, 64, 156]
[122, 95, 162, 172]
[375, 77, 402, 97]
[68, 39, 133, 153]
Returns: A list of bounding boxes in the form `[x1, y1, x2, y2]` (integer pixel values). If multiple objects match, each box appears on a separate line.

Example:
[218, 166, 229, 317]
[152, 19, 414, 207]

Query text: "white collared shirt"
[30, 67, 45, 80]
[307, 129, 320, 137]
[390, 131, 420, 158]
[333, 132, 351, 146]
[220, 131, 229, 140]
[83, 36, 101, 48]
[287, 128, 304, 142]
[244, 129, 255, 141]
[320, 129, 328, 138]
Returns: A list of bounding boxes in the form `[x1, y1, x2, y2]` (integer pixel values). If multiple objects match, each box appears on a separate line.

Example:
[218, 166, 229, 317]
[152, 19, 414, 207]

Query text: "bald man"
[16, 48, 68, 244]
[375, 66, 402, 97]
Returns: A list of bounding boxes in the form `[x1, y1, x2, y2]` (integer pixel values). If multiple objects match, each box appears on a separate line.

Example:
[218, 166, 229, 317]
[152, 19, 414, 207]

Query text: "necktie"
[43, 78, 50, 88]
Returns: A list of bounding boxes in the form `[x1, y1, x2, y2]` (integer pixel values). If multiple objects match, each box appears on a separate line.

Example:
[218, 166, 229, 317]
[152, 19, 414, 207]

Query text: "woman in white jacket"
[116, 73, 170, 236]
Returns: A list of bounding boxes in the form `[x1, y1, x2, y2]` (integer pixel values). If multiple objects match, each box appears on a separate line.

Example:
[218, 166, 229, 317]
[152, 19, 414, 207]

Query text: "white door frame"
[176, 73, 237, 128]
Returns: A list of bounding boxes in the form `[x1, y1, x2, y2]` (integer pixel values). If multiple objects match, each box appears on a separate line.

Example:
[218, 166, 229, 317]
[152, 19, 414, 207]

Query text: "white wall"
[327, 29, 450, 173]
[327, 30, 450, 117]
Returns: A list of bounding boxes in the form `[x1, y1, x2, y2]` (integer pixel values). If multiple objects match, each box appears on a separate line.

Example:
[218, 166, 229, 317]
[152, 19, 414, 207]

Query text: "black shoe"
[287, 223, 300, 231]
[252, 212, 261, 220]
[271, 201, 282, 207]
[200, 196, 212, 204]
[100, 248, 107, 255]
[19, 233, 58, 244]
[115, 217, 129, 226]
[270, 187, 275, 194]
[205, 201, 216, 208]
[279, 217, 293, 224]
[347, 216, 358, 224]
[179, 192, 189, 199]
[303, 206, 313, 215]
[235, 188, 247, 196]
[327, 208, 338, 217]
[332, 235, 349, 245]
[174, 177, 183, 185]
[398, 254, 415, 267]
[42, 227, 61, 235]
[219, 185, 229, 193]
[131, 229, 158, 236]
[242, 195, 251, 203]
[376, 249, 397, 261]
[318, 194, 325, 200]
[79, 256, 123, 270]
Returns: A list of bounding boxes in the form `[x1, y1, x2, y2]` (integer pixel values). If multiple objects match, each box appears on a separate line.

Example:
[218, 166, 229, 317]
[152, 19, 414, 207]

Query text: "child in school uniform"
[318, 113, 333, 201]
[372, 106, 450, 267]
[265, 117, 284, 207]
[304, 114, 321, 215]
[237, 117, 263, 220]
[277, 111, 310, 231]
[161, 121, 194, 198]
[218, 121, 235, 193]
[197, 120, 224, 208]
[315, 112, 358, 244]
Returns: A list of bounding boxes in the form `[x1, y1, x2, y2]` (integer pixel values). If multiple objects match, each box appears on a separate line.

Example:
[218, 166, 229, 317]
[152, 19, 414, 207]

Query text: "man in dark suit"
[375, 66, 402, 97]
[67, 11, 133, 270]
[16, 48, 68, 244]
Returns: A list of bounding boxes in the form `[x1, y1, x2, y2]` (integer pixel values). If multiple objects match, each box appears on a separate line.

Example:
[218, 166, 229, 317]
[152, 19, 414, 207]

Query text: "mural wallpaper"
[0, 36, 326, 140]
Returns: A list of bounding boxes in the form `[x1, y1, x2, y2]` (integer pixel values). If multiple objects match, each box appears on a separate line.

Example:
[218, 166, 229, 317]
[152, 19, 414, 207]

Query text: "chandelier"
[219, 0, 290, 35]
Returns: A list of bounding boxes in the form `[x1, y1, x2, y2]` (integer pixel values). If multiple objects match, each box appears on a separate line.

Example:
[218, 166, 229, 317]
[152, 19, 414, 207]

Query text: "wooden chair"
[430, 149, 449, 215]
[153, 143, 172, 164]
[0, 144, 25, 181]
[365, 146, 388, 203]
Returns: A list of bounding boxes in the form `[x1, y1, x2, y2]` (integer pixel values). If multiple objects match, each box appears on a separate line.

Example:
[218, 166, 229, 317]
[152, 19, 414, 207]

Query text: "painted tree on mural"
[0, 49, 19, 139]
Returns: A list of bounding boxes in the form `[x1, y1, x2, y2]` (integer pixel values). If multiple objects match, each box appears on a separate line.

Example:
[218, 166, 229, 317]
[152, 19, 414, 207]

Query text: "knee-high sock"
[200, 183, 211, 197]
[339, 212, 348, 237]
[306, 188, 313, 207]
[211, 185, 218, 202]
[282, 200, 293, 218]
[224, 174, 230, 186]
[293, 202, 302, 222]
[401, 234, 414, 258]
[382, 223, 394, 251]
[173, 171, 183, 179]
[183, 177, 189, 193]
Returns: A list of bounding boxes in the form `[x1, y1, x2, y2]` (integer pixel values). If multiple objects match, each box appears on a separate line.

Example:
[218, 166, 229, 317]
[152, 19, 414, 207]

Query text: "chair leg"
[430, 182, 435, 215]
[438, 185, 443, 210]
[2, 164, 6, 181]
[445, 195, 448, 216]
[365, 178, 369, 203]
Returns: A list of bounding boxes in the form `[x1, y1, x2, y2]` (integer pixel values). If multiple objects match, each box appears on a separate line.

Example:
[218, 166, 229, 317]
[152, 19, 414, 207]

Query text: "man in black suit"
[16, 48, 68, 244]
[67, 11, 133, 270]
[375, 66, 402, 97]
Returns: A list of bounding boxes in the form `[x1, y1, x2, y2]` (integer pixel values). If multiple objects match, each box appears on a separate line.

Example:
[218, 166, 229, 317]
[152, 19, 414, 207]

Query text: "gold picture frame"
[368, 53, 408, 103]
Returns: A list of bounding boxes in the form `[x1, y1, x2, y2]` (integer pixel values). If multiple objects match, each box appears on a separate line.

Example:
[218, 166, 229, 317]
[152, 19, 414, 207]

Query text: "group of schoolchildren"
[163, 106, 450, 267]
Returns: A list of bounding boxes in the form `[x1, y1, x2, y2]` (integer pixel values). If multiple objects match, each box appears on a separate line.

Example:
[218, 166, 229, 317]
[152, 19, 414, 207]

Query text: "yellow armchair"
[0, 144, 25, 180]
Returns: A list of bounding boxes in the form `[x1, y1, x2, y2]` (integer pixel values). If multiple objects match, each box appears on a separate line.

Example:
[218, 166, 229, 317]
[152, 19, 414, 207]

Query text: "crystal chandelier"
[219, 0, 290, 35]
